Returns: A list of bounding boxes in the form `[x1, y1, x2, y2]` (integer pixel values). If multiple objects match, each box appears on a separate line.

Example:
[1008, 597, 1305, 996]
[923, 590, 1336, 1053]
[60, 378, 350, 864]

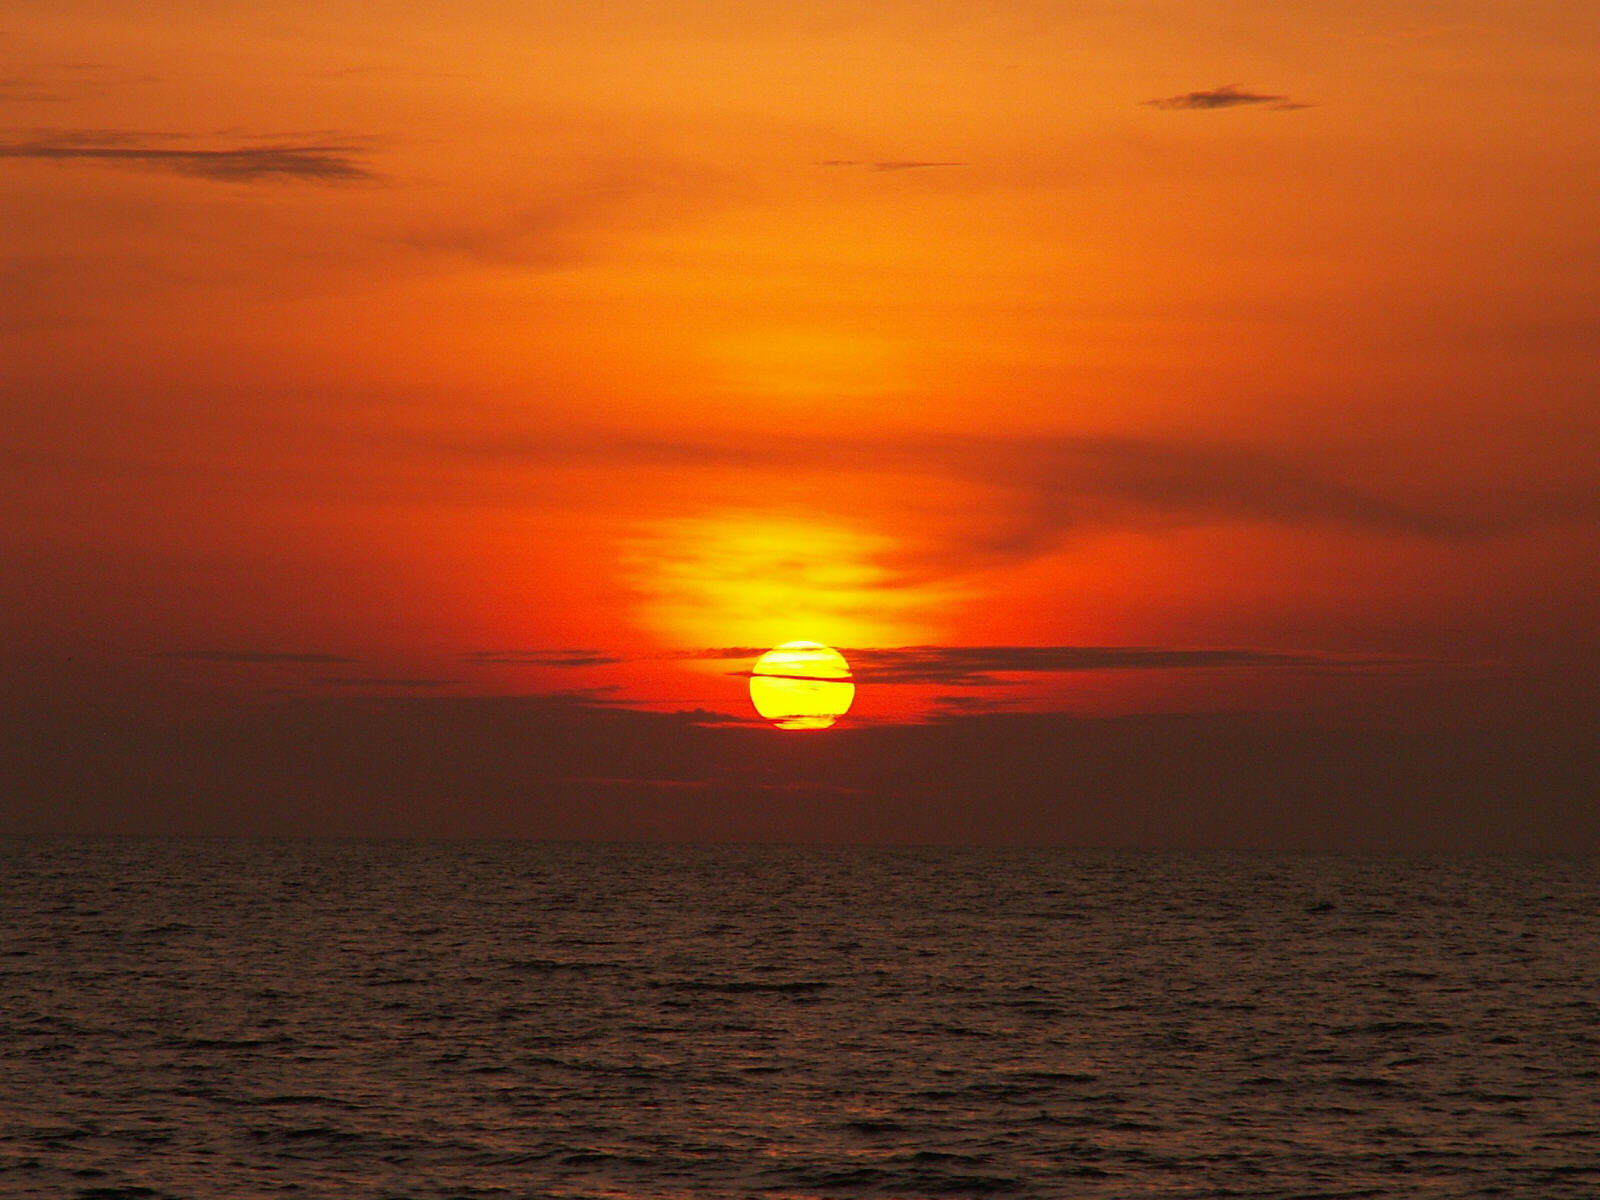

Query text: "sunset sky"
[5, 2, 1596, 846]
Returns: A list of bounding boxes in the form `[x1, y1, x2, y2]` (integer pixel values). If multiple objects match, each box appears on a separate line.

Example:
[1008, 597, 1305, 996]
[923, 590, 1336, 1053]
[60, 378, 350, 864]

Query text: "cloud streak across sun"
[691, 644, 1409, 687]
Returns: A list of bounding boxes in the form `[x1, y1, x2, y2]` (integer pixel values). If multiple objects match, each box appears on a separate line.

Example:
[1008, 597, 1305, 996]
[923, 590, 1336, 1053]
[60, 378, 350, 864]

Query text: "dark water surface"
[3, 840, 1598, 1198]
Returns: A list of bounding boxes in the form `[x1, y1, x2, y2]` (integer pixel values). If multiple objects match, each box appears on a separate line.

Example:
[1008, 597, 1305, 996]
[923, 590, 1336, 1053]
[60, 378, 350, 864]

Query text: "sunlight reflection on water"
[3, 839, 1599, 1198]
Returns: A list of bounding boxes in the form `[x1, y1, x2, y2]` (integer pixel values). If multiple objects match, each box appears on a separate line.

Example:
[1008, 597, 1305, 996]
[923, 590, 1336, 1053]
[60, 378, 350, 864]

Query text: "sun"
[749, 642, 855, 730]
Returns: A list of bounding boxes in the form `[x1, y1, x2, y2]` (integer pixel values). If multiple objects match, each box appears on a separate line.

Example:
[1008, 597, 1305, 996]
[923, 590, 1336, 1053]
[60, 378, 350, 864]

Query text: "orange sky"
[3, 3, 1597, 840]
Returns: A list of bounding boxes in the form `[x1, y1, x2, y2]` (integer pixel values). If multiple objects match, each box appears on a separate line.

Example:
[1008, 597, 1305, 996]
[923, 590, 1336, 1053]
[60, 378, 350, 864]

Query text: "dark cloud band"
[846, 645, 1327, 685]
[1143, 85, 1307, 111]
[0, 139, 375, 181]
[160, 650, 356, 664]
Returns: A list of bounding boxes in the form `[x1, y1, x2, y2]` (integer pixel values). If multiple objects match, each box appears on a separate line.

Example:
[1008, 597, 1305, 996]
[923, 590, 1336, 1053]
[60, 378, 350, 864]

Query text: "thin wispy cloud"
[160, 650, 356, 664]
[819, 159, 968, 171]
[845, 645, 1329, 686]
[322, 677, 458, 688]
[721, 668, 854, 682]
[1143, 84, 1309, 111]
[0, 135, 376, 181]
[0, 62, 158, 104]
[0, 78, 72, 103]
[672, 647, 773, 661]
[398, 157, 734, 269]
[463, 649, 624, 667]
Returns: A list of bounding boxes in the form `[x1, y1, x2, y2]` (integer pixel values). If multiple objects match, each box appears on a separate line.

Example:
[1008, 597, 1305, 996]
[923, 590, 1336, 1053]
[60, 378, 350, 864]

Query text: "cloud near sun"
[415, 424, 1538, 620]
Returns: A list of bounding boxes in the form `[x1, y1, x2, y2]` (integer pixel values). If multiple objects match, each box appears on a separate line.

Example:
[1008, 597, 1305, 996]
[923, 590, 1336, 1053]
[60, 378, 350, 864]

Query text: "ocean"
[3, 839, 1597, 1198]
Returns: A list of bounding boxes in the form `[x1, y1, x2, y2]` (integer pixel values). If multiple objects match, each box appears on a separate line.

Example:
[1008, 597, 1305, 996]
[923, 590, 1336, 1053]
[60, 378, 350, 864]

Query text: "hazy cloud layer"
[893, 433, 1473, 571]
[12, 695, 1594, 850]
[1143, 84, 1308, 111]
[392, 422, 1592, 613]
[159, 650, 357, 664]
[421, 427, 1502, 563]
[0, 136, 376, 181]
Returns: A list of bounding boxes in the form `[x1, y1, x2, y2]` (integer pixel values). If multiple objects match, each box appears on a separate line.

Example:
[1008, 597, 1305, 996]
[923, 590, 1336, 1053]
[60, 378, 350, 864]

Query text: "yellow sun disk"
[749, 642, 855, 730]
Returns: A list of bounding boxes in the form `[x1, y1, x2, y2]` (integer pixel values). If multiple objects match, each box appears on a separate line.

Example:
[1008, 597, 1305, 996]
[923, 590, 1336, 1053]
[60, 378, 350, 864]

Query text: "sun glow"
[623, 511, 938, 651]
[749, 641, 855, 730]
